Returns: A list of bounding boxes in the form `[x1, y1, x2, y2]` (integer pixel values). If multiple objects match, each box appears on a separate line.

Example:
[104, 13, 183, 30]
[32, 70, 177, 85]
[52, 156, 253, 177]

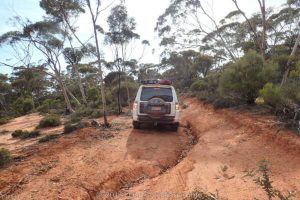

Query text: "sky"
[0, 0, 286, 75]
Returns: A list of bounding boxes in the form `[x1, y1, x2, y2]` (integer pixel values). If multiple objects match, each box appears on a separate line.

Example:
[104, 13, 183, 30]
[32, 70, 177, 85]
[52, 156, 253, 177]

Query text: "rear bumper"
[136, 115, 178, 124]
[132, 107, 180, 123]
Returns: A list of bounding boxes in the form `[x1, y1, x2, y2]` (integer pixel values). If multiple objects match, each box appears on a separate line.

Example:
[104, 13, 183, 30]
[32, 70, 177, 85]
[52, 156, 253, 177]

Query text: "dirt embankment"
[0, 98, 300, 200]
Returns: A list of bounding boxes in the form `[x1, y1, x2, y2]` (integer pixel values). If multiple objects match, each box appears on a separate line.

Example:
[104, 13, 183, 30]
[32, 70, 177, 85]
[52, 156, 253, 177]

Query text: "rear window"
[140, 87, 173, 102]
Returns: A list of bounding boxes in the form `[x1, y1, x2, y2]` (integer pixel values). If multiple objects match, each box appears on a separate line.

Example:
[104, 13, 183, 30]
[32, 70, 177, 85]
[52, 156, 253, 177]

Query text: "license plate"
[151, 107, 161, 111]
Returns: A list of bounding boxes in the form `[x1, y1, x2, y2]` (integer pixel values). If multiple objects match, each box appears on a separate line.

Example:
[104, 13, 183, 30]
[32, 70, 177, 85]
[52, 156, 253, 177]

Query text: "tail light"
[133, 101, 138, 109]
[175, 102, 179, 110]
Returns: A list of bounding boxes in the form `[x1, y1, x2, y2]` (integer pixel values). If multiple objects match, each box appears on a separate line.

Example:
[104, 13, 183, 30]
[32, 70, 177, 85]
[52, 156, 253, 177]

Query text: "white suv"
[132, 80, 180, 131]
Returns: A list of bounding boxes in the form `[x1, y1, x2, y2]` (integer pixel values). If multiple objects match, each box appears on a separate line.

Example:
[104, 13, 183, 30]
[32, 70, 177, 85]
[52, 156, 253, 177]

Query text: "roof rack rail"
[140, 79, 172, 85]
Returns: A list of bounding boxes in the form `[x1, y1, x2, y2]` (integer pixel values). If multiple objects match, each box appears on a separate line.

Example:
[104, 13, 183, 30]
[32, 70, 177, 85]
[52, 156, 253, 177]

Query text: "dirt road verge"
[0, 98, 299, 199]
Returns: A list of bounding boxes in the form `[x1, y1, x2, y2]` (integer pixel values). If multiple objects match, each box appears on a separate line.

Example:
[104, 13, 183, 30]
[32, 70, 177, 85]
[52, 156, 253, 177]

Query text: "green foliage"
[37, 99, 64, 114]
[38, 114, 61, 128]
[219, 51, 277, 104]
[11, 129, 40, 139]
[11, 130, 23, 138]
[191, 80, 209, 91]
[0, 117, 9, 125]
[244, 160, 295, 200]
[90, 110, 102, 118]
[74, 106, 94, 117]
[186, 189, 218, 200]
[162, 50, 214, 88]
[281, 80, 300, 104]
[182, 104, 188, 109]
[38, 134, 59, 143]
[13, 97, 34, 115]
[106, 4, 140, 45]
[87, 87, 100, 102]
[0, 148, 12, 168]
[259, 83, 284, 108]
[212, 98, 236, 109]
[107, 103, 120, 115]
[70, 113, 81, 123]
[194, 91, 218, 104]
[111, 81, 138, 106]
[289, 61, 300, 78]
[63, 122, 86, 134]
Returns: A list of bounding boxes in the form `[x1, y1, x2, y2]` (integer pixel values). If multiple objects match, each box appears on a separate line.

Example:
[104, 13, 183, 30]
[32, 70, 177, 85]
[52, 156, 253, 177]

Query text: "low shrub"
[38, 134, 60, 143]
[212, 98, 236, 109]
[244, 160, 295, 200]
[23, 130, 40, 139]
[107, 103, 119, 115]
[259, 83, 284, 108]
[38, 114, 61, 128]
[37, 99, 64, 114]
[11, 130, 24, 138]
[281, 80, 300, 104]
[12, 130, 40, 139]
[191, 80, 209, 91]
[0, 130, 9, 135]
[63, 122, 86, 134]
[75, 106, 94, 117]
[186, 189, 218, 200]
[70, 113, 81, 123]
[0, 117, 9, 125]
[0, 148, 12, 168]
[219, 50, 279, 104]
[90, 110, 102, 118]
[13, 97, 34, 115]
[196, 91, 218, 104]
[182, 104, 188, 109]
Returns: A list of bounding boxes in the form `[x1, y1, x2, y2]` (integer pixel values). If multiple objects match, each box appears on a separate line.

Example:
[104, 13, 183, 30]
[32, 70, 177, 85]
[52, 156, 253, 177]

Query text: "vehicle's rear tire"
[133, 121, 140, 129]
[171, 123, 179, 131]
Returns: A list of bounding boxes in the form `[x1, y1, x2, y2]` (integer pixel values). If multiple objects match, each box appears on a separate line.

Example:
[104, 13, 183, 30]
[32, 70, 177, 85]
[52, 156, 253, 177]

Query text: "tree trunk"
[74, 64, 87, 104]
[118, 70, 121, 114]
[125, 83, 132, 115]
[66, 86, 81, 106]
[89, 12, 109, 126]
[0, 97, 7, 112]
[232, 0, 266, 62]
[281, 30, 300, 85]
[57, 77, 74, 113]
[259, 0, 267, 62]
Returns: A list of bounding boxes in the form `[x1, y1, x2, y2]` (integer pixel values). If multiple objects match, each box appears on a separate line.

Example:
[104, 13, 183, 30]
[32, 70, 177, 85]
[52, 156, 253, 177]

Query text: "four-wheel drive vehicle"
[132, 80, 180, 130]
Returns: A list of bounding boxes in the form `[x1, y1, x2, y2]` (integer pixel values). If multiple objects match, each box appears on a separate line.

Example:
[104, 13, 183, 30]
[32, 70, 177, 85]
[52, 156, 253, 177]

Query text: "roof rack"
[141, 79, 172, 85]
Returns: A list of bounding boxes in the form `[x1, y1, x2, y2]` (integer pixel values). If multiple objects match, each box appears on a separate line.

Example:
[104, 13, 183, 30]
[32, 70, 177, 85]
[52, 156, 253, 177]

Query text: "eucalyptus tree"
[41, 0, 117, 125]
[105, 4, 141, 113]
[137, 63, 162, 82]
[0, 20, 75, 112]
[85, 0, 118, 126]
[41, 0, 89, 104]
[156, 0, 237, 61]
[280, 0, 300, 84]
[9, 65, 50, 104]
[63, 45, 95, 104]
[40, 0, 85, 46]
[0, 74, 13, 113]
[161, 50, 214, 88]
[230, 0, 267, 61]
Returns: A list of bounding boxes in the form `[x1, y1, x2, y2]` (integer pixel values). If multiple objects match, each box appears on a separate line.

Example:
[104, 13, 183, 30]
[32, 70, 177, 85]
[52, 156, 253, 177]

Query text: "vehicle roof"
[141, 84, 173, 88]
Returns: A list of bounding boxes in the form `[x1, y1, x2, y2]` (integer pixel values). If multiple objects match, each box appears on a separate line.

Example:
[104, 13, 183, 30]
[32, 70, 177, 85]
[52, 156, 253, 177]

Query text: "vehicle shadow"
[125, 125, 183, 163]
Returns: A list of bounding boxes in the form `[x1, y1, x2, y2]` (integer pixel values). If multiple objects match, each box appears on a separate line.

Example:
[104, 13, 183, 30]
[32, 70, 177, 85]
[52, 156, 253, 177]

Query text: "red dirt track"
[0, 98, 299, 199]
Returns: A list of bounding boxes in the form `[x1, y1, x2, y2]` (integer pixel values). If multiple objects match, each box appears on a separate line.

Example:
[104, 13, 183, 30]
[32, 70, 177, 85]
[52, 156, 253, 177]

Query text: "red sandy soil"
[0, 98, 299, 200]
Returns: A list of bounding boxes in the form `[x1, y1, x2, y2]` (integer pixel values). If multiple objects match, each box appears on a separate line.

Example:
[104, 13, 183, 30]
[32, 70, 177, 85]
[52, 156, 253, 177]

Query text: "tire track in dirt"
[1, 100, 300, 200]
[81, 125, 198, 200]
[0, 117, 195, 200]
[114, 98, 300, 200]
